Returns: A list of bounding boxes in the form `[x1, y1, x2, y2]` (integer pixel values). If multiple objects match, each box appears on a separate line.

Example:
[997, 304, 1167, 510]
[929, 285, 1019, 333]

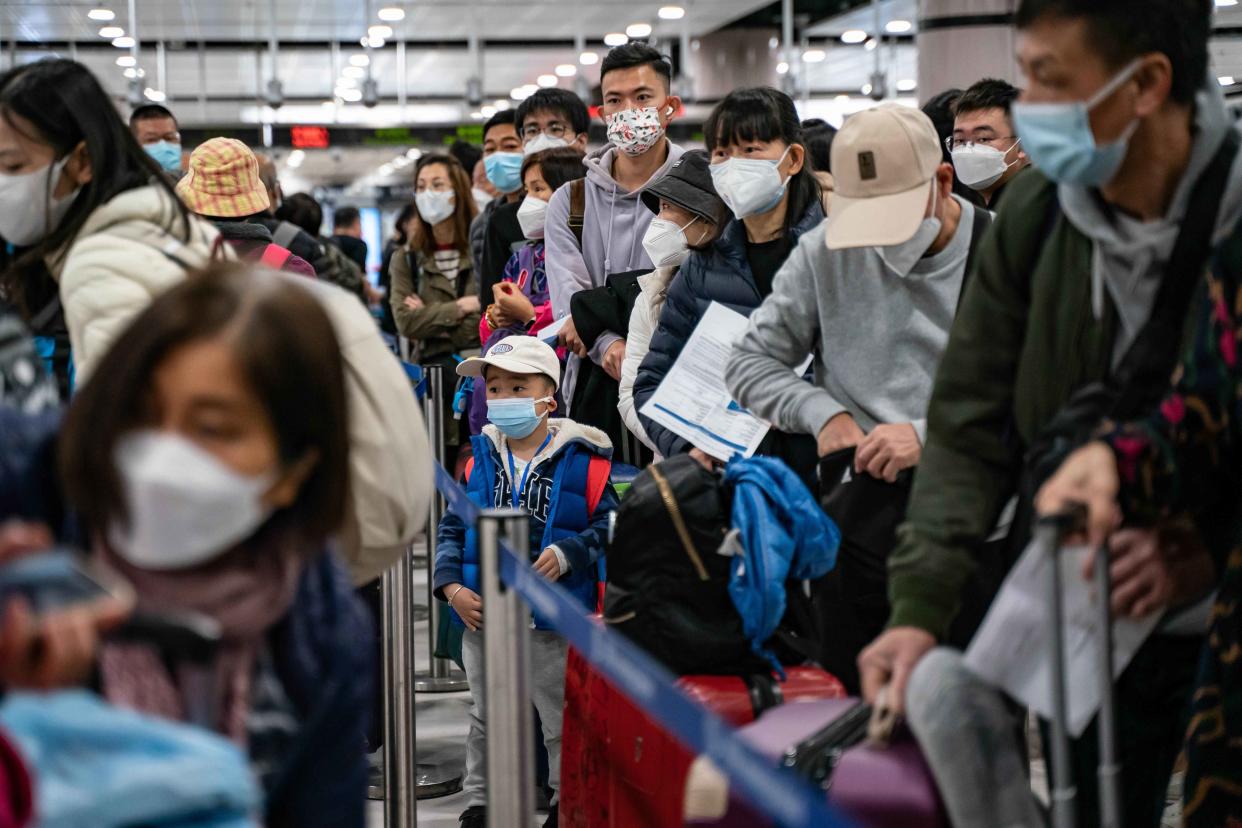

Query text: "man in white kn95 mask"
[950, 78, 1031, 209]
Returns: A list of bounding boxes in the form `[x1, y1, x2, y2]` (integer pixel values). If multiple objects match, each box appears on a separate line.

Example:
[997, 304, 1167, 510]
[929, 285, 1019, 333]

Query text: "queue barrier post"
[417, 362, 468, 694]
[381, 548, 418, 826]
[480, 508, 537, 828]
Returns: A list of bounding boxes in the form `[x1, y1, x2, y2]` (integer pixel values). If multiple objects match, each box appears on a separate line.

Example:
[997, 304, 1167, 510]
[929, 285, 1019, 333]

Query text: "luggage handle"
[865, 685, 899, 747]
[1040, 504, 1121, 828]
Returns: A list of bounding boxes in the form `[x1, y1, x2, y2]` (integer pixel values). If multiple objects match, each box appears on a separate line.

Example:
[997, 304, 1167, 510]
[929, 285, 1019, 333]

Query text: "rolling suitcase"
[683, 695, 949, 828]
[560, 647, 846, 828]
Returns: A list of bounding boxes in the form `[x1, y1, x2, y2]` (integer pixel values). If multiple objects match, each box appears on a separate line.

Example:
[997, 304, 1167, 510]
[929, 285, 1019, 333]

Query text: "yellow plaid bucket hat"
[176, 137, 271, 218]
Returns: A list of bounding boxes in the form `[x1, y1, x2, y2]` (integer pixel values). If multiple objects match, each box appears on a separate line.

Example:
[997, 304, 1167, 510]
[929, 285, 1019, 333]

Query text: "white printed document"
[533, 315, 570, 345]
[964, 539, 1161, 737]
[639, 302, 807, 463]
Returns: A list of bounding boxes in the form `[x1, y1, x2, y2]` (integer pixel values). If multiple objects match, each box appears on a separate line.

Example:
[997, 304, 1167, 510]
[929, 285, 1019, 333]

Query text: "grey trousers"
[906, 647, 1044, 828]
[461, 627, 568, 809]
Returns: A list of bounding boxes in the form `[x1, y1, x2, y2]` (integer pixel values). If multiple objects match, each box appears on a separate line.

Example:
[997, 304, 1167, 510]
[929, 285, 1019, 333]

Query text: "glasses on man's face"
[522, 122, 569, 140]
[946, 135, 1017, 152]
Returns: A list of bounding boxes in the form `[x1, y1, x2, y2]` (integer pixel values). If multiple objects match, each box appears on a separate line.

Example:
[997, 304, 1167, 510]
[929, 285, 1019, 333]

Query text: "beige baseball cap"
[826, 103, 943, 250]
[457, 335, 562, 390]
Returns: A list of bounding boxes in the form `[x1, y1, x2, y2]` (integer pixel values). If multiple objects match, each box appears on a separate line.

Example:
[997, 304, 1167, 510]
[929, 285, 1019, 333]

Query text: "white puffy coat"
[617, 266, 677, 457]
[49, 184, 433, 584]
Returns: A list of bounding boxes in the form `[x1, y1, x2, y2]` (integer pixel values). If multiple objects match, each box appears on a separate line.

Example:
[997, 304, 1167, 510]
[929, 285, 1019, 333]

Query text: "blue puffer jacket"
[434, 420, 618, 630]
[633, 200, 825, 458]
[263, 549, 374, 828]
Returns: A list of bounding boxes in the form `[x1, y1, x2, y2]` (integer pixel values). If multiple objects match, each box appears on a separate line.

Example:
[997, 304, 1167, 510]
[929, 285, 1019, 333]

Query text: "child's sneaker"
[459, 805, 485, 828]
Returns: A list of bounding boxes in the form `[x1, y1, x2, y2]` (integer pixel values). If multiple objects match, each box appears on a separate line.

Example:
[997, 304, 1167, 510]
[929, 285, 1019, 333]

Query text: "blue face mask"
[143, 140, 182, 174]
[487, 396, 553, 439]
[1009, 60, 1141, 187]
[484, 151, 524, 194]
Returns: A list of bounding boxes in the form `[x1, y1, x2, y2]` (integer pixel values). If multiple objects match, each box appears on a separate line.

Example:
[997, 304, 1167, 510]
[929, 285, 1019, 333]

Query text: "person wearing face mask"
[436, 335, 617, 828]
[467, 148, 586, 435]
[128, 103, 183, 178]
[470, 111, 526, 304]
[950, 78, 1031, 208]
[390, 154, 482, 452]
[858, 3, 1242, 826]
[631, 87, 822, 474]
[618, 150, 729, 456]
[544, 43, 686, 422]
[726, 103, 992, 690]
[479, 89, 591, 312]
[57, 264, 372, 828]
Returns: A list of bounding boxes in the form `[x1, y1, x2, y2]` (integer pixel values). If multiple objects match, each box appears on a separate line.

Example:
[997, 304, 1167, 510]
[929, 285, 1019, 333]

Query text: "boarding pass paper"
[639, 302, 809, 463]
[964, 540, 1161, 738]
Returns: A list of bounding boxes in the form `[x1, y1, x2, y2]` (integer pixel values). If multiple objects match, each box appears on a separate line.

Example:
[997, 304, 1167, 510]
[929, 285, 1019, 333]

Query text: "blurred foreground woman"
[58, 263, 373, 828]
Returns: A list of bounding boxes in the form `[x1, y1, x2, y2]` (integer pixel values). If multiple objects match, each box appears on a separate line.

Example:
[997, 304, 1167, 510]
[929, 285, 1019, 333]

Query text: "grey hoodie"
[1059, 78, 1242, 366]
[545, 141, 686, 410]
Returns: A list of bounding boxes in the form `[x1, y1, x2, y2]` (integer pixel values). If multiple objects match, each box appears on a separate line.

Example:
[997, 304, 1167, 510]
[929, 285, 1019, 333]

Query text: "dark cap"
[640, 149, 728, 225]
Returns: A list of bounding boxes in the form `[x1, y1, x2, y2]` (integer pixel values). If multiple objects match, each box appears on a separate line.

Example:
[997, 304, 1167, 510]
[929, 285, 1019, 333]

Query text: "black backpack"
[604, 454, 821, 675]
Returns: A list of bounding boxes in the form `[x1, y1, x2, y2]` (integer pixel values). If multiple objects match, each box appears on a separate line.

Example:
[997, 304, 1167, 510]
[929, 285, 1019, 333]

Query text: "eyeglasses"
[522, 123, 569, 140]
[946, 135, 1018, 152]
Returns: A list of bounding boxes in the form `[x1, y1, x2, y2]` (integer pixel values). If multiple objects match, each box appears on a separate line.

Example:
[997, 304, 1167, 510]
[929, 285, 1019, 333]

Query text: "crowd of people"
[0, 0, 1240, 825]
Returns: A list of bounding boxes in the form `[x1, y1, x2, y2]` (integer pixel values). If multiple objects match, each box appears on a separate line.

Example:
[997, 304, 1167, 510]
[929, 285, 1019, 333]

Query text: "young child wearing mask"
[57, 264, 372, 828]
[434, 335, 617, 828]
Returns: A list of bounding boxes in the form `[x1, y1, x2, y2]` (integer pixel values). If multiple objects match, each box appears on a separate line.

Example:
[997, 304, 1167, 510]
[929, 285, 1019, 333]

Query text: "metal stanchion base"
[414, 671, 469, 693]
[416, 762, 464, 799]
[366, 755, 465, 801]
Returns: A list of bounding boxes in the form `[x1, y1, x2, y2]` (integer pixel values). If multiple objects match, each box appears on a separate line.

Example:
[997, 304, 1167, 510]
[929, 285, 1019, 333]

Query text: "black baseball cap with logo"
[640, 149, 730, 226]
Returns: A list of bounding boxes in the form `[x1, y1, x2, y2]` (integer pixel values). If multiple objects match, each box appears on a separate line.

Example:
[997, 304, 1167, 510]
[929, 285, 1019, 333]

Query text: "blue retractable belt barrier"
[432, 464, 854, 828]
[403, 361, 428, 400]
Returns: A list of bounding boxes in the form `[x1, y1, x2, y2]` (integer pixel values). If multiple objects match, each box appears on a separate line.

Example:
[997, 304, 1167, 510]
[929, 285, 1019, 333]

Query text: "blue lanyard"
[507, 432, 553, 510]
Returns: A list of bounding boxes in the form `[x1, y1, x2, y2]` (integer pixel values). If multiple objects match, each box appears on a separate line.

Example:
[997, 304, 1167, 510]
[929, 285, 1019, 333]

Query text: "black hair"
[521, 146, 587, 193]
[448, 139, 481, 177]
[0, 59, 187, 313]
[129, 103, 178, 129]
[392, 202, 417, 246]
[953, 78, 1021, 118]
[704, 87, 821, 234]
[1015, 0, 1209, 106]
[333, 206, 361, 230]
[600, 42, 673, 89]
[275, 192, 323, 237]
[482, 109, 517, 140]
[922, 88, 965, 166]
[801, 118, 837, 174]
[515, 88, 590, 137]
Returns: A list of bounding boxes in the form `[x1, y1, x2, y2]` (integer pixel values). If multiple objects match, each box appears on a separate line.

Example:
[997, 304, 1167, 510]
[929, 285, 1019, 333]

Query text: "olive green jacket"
[888, 169, 1121, 638]
[389, 245, 481, 363]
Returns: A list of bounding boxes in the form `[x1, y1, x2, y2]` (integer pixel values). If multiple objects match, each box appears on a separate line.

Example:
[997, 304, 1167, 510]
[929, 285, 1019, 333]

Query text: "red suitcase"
[560, 647, 846, 828]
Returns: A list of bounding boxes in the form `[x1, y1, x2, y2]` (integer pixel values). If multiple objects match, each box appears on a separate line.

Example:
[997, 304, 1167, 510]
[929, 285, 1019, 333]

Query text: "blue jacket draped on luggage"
[724, 456, 840, 671]
[434, 420, 618, 630]
[632, 201, 825, 458]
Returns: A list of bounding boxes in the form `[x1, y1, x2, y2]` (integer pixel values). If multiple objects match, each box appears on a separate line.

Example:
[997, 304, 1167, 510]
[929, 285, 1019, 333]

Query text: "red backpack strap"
[585, 455, 611, 516]
[464, 457, 475, 483]
[259, 243, 293, 271]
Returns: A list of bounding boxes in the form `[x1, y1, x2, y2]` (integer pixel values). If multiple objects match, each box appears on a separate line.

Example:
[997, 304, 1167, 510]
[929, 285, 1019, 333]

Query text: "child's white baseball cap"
[456, 335, 562, 390]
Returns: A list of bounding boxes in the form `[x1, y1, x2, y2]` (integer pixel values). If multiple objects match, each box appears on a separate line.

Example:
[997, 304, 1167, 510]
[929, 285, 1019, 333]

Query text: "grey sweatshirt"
[727, 196, 977, 443]
[545, 140, 686, 410]
[1059, 78, 1242, 366]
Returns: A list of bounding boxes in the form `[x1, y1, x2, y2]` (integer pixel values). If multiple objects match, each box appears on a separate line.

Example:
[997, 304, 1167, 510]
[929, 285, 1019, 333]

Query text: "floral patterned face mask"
[605, 105, 670, 157]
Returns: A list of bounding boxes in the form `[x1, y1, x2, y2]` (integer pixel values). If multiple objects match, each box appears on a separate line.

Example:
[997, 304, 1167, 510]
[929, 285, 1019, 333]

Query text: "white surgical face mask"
[642, 216, 699, 268]
[472, 187, 494, 211]
[0, 155, 80, 247]
[517, 195, 549, 239]
[709, 147, 791, 220]
[951, 140, 1021, 191]
[416, 189, 456, 226]
[524, 133, 570, 156]
[876, 182, 942, 278]
[109, 430, 277, 570]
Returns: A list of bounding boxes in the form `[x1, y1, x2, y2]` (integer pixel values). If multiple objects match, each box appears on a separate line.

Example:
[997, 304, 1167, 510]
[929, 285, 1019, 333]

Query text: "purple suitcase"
[684, 698, 949, 828]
